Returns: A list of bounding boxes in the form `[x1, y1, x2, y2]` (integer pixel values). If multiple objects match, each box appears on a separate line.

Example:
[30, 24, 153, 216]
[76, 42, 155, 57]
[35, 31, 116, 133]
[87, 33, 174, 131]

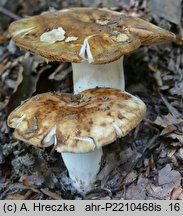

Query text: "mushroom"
[7, 88, 146, 194]
[8, 8, 176, 93]
[8, 8, 175, 194]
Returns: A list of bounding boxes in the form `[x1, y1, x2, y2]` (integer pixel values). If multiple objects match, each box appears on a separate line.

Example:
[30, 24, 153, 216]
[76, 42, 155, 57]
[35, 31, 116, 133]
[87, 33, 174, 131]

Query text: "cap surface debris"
[7, 88, 146, 153]
[9, 8, 175, 64]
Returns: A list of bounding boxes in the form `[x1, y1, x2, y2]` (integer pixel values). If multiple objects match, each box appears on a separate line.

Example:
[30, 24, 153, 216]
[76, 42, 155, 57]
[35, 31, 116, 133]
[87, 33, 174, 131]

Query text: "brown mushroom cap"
[7, 88, 146, 153]
[9, 8, 175, 64]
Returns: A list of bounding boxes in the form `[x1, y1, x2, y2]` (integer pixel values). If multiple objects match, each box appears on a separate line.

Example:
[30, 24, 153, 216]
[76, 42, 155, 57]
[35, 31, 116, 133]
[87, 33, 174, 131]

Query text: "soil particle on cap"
[102, 105, 111, 111]
[118, 112, 123, 120]
[117, 103, 125, 109]
[68, 114, 77, 120]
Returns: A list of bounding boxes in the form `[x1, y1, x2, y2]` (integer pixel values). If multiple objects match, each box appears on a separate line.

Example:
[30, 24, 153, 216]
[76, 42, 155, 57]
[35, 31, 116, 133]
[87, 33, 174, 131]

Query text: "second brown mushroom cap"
[7, 88, 146, 193]
[8, 88, 146, 153]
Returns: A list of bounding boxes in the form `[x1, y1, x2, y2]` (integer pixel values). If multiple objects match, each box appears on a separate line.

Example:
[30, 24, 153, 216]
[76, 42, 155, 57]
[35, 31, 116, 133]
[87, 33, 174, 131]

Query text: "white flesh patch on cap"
[79, 39, 87, 59]
[79, 36, 94, 63]
[112, 123, 123, 137]
[43, 126, 56, 146]
[65, 36, 78, 42]
[96, 19, 109, 25]
[60, 9, 71, 12]
[74, 136, 96, 148]
[86, 40, 93, 63]
[111, 32, 129, 42]
[40, 27, 65, 44]
[14, 114, 26, 128]
[13, 27, 35, 37]
[54, 134, 58, 145]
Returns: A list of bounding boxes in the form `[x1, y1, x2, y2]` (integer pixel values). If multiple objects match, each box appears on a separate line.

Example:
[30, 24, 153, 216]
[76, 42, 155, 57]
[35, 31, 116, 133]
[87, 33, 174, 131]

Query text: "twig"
[143, 134, 160, 153]
[0, 52, 9, 63]
[0, 6, 21, 20]
[159, 92, 181, 118]
[143, 118, 160, 132]
[48, 63, 72, 81]
[40, 188, 63, 200]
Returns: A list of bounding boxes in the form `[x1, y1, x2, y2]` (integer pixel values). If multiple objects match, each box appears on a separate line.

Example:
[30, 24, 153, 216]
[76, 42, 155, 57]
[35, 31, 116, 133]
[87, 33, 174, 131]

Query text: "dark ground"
[0, 0, 183, 200]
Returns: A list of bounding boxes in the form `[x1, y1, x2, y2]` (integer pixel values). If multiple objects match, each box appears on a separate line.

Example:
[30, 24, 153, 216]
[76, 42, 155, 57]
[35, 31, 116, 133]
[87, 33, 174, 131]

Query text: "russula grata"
[8, 8, 175, 194]
[7, 88, 146, 193]
[9, 8, 175, 93]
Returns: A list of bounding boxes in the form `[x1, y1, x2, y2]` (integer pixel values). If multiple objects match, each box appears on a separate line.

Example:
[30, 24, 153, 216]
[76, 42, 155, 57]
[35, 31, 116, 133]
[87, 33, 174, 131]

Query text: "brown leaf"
[160, 125, 177, 136]
[5, 189, 35, 200]
[150, 155, 156, 170]
[22, 179, 33, 187]
[178, 192, 183, 200]
[0, 64, 7, 73]
[170, 187, 183, 200]
[173, 38, 183, 46]
[0, 34, 8, 44]
[40, 188, 63, 200]
[121, 170, 138, 186]
[5, 194, 26, 200]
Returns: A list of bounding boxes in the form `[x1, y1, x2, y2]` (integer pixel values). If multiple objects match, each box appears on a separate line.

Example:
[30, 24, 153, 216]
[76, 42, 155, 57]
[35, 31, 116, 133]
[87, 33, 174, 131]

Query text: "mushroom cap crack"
[9, 8, 175, 64]
[7, 88, 146, 153]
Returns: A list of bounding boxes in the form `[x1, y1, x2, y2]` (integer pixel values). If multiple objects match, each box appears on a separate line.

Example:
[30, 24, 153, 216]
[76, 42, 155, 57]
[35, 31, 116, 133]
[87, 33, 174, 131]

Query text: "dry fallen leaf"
[22, 179, 33, 187]
[148, 0, 182, 24]
[150, 155, 156, 170]
[167, 133, 183, 144]
[40, 188, 63, 200]
[5, 189, 35, 200]
[154, 114, 182, 127]
[154, 114, 183, 144]
[121, 170, 138, 186]
[5, 194, 26, 200]
[158, 164, 181, 186]
[148, 184, 174, 200]
[0, 34, 8, 44]
[125, 175, 149, 200]
[160, 125, 177, 136]
[167, 147, 177, 158]
[160, 94, 181, 118]
[0, 64, 7, 74]
[170, 187, 183, 200]
[176, 148, 183, 161]
[6, 53, 45, 114]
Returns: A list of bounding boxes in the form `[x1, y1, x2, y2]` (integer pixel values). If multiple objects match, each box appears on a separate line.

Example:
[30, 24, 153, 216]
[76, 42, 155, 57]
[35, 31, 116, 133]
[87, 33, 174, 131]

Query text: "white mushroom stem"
[72, 56, 124, 93]
[61, 148, 103, 194]
[61, 57, 124, 194]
